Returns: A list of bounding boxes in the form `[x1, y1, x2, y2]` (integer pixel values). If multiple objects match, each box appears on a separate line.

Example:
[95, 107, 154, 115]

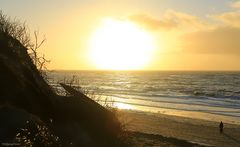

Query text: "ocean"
[47, 71, 240, 124]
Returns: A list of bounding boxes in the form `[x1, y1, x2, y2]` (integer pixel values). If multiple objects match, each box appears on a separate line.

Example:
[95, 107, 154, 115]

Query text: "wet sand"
[118, 110, 240, 147]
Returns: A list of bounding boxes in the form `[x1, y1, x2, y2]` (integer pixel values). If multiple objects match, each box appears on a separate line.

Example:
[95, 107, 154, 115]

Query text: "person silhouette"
[219, 121, 223, 133]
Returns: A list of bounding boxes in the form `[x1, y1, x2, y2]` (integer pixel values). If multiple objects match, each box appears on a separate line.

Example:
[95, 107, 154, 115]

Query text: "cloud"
[182, 26, 240, 54]
[164, 10, 207, 29]
[129, 8, 240, 55]
[211, 1, 240, 27]
[230, 1, 240, 9]
[213, 11, 240, 27]
[129, 14, 178, 30]
[129, 10, 207, 31]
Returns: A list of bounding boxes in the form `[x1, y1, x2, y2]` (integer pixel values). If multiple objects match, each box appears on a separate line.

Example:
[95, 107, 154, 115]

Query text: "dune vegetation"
[0, 11, 204, 147]
[0, 11, 129, 147]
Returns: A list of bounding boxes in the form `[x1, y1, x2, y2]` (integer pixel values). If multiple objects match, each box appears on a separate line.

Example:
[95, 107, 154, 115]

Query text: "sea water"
[47, 71, 240, 124]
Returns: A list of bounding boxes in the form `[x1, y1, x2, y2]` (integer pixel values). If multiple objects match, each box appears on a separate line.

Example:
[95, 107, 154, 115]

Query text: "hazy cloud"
[129, 14, 178, 30]
[212, 1, 240, 27]
[129, 10, 207, 31]
[130, 7, 240, 55]
[213, 11, 240, 27]
[182, 26, 240, 54]
[230, 1, 240, 9]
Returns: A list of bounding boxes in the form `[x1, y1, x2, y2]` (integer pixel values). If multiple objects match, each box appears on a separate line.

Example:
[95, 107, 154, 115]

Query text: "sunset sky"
[2, 0, 240, 70]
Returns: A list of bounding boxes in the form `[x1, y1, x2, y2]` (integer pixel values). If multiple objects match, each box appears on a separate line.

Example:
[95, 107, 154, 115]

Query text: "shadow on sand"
[223, 132, 240, 145]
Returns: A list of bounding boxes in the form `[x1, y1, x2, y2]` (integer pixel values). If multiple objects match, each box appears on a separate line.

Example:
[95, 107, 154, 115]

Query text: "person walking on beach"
[219, 121, 223, 133]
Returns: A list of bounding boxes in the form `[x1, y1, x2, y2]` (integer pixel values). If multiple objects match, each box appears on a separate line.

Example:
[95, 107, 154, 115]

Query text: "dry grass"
[15, 120, 61, 147]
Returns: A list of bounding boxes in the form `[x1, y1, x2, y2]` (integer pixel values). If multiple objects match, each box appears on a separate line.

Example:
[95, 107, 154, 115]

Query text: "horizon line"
[47, 69, 240, 72]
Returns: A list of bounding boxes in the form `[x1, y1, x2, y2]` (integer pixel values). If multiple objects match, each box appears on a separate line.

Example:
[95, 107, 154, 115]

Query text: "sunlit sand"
[117, 110, 240, 147]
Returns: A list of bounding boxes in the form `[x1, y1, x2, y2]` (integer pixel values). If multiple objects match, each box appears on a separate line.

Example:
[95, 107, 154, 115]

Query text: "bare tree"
[29, 31, 46, 66]
[0, 11, 50, 76]
[28, 30, 50, 75]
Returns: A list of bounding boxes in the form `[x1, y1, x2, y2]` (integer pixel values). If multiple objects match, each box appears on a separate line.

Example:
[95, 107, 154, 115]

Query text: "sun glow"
[114, 102, 133, 110]
[88, 18, 155, 70]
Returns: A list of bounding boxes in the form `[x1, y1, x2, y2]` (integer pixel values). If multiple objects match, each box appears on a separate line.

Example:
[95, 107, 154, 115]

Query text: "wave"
[99, 99, 240, 118]
[101, 93, 240, 109]
[47, 71, 240, 120]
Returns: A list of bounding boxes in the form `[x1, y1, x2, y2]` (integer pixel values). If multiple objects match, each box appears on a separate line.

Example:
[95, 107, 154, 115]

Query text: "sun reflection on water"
[114, 102, 134, 110]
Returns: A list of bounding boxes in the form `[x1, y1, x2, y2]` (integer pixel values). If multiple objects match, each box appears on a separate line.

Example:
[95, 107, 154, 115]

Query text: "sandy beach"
[118, 110, 240, 147]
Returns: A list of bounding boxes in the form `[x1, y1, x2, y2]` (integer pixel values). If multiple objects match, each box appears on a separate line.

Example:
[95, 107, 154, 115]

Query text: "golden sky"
[2, 0, 240, 70]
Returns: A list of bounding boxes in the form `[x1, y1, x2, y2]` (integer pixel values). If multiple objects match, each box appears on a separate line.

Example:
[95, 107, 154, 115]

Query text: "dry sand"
[118, 110, 240, 147]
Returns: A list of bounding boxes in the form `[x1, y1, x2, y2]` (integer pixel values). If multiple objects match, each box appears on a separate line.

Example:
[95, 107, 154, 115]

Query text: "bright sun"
[88, 18, 155, 70]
